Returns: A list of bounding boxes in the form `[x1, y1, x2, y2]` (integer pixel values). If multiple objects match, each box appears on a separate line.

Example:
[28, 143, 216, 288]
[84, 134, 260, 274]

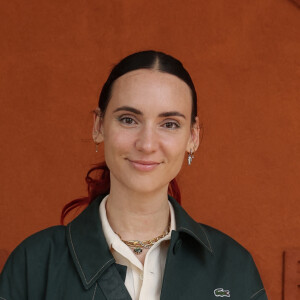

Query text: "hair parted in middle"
[61, 50, 199, 224]
[98, 50, 198, 124]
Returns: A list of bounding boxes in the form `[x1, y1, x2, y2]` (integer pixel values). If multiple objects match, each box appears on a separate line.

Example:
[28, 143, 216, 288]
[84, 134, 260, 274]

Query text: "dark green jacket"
[0, 195, 268, 299]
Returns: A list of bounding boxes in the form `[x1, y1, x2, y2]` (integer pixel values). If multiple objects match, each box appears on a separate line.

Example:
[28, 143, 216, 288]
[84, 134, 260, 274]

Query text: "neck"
[106, 180, 170, 242]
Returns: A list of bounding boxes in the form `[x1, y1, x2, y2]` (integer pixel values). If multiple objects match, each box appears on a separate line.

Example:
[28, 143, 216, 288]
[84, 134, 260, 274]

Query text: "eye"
[118, 116, 137, 126]
[162, 121, 180, 129]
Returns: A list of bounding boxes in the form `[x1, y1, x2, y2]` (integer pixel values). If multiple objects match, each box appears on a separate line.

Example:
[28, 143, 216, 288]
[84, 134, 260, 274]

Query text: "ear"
[92, 108, 104, 144]
[186, 116, 200, 153]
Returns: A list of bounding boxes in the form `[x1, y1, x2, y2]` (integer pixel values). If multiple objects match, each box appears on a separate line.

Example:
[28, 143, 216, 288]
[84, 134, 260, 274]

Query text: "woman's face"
[98, 69, 199, 194]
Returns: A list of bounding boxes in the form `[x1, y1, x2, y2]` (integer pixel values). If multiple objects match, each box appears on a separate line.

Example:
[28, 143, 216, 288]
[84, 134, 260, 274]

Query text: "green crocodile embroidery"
[214, 288, 230, 297]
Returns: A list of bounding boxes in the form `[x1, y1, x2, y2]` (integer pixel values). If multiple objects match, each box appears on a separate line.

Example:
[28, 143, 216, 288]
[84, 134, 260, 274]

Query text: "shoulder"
[199, 223, 250, 257]
[0, 226, 70, 298]
[198, 223, 263, 281]
[197, 223, 256, 268]
[17, 225, 66, 251]
[5, 225, 68, 267]
[1, 226, 69, 284]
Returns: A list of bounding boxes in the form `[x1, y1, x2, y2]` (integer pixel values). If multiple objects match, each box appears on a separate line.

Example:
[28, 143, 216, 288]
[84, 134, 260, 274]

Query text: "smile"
[127, 159, 160, 172]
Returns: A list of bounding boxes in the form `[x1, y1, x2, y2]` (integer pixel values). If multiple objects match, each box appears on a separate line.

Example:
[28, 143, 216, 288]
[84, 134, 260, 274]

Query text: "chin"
[109, 171, 168, 195]
[108, 161, 181, 194]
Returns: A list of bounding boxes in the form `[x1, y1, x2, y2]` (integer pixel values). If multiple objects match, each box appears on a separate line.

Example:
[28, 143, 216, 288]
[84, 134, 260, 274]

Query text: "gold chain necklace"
[117, 225, 171, 255]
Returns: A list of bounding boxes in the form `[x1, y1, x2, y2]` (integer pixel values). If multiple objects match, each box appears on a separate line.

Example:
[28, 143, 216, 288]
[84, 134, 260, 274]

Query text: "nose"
[135, 125, 159, 153]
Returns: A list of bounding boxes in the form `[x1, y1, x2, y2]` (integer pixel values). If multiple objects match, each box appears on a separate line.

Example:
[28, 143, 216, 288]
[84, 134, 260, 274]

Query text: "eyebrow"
[113, 106, 186, 119]
[159, 111, 186, 119]
[113, 106, 142, 115]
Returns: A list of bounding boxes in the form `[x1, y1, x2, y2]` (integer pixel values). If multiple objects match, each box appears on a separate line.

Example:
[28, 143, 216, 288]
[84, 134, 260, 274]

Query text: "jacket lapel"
[66, 196, 115, 290]
[97, 264, 132, 300]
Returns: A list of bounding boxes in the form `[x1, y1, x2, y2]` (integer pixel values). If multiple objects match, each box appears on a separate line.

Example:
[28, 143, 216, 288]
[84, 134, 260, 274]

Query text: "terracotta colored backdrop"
[0, 0, 299, 299]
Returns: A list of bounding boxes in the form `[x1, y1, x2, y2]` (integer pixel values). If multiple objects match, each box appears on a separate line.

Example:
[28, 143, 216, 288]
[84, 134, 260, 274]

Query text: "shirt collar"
[67, 194, 213, 290]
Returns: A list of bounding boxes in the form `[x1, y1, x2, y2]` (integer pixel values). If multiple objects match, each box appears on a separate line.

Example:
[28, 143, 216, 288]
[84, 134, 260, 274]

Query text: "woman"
[0, 51, 268, 299]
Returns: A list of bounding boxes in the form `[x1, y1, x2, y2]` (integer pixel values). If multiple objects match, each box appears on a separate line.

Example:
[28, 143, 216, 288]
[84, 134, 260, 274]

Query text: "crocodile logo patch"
[214, 288, 230, 297]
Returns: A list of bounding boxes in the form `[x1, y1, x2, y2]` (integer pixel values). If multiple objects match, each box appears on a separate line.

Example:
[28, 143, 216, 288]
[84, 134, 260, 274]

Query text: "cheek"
[160, 143, 186, 182]
[163, 131, 190, 167]
[104, 127, 135, 155]
[161, 132, 190, 156]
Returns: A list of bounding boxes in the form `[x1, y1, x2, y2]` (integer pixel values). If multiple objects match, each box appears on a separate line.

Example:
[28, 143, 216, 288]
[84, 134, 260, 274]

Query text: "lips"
[127, 159, 160, 171]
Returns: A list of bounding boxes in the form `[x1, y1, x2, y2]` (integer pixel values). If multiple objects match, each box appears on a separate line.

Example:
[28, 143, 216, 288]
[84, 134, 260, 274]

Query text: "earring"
[188, 149, 194, 165]
[95, 142, 100, 153]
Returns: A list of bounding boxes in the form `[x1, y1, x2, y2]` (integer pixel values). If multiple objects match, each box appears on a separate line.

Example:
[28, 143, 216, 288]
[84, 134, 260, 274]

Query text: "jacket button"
[173, 239, 183, 254]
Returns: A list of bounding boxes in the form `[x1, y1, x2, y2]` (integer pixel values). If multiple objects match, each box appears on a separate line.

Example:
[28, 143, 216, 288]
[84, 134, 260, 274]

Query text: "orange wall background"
[0, 1, 299, 299]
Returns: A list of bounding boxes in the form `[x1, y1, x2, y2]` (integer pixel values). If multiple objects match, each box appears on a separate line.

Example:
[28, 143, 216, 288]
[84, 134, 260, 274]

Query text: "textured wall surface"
[283, 248, 300, 299]
[0, 1, 299, 299]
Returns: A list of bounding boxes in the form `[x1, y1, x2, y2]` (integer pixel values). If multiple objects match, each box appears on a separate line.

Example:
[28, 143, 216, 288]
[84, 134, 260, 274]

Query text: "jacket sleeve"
[0, 244, 28, 300]
[245, 253, 268, 300]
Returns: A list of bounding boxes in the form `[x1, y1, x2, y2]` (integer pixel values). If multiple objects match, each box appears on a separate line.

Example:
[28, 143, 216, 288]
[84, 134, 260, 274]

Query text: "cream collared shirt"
[99, 195, 176, 300]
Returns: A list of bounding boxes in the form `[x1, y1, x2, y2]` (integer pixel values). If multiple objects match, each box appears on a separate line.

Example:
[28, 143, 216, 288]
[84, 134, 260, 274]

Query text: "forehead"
[109, 69, 192, 112]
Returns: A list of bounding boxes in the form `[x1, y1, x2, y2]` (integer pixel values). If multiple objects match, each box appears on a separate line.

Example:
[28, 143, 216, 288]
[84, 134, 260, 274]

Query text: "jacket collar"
[168, 196, 213, 253]
[67, 194, 213, 290]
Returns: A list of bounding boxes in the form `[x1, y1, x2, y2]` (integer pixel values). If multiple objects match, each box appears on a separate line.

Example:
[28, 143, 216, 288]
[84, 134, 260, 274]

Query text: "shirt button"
[139, 273, 143, 280]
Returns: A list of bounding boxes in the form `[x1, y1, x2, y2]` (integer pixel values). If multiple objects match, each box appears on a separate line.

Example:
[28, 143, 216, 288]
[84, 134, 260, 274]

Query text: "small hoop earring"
[188, 149, 194, 165]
